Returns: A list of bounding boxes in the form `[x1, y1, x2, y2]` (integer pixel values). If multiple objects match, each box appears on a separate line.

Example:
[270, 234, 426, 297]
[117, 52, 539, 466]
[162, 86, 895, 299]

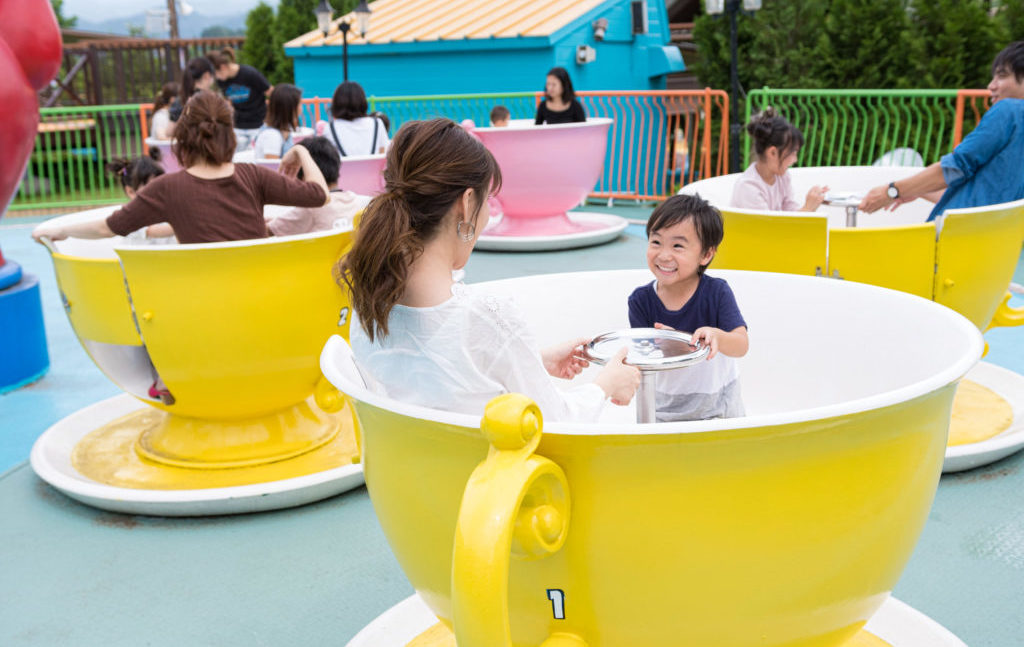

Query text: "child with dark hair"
[534, 67, 586, 125]
[105, 148, 175, 244]
[267, 136, 368, 236]
[253, 83, 302, 159]
[731, 107, 827, 212]
[490, 105, 510, 127]
[628, 193, 749, 421]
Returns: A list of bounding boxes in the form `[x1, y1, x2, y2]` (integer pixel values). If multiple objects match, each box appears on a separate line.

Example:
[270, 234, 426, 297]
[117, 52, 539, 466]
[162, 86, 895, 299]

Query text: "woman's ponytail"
[336, 118, 501, 342]
[338, 191, 420, 342]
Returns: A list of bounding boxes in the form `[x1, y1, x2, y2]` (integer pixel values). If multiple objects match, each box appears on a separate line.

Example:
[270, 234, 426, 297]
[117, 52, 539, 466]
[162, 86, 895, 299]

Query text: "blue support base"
[0, 265, 49, 393]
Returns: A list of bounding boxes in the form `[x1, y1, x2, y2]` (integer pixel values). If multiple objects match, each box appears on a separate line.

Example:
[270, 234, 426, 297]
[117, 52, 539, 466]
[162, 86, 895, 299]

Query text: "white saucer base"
[346, 593, 965, 647]
[475, 212, 629, 252]
[29, 393, 365, 516]
[943, 360, 1024, 473]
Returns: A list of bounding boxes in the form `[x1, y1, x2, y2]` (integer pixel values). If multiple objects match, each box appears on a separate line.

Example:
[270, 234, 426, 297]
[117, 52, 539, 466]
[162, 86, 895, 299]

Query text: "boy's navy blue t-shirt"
[627, 275, 747, 333]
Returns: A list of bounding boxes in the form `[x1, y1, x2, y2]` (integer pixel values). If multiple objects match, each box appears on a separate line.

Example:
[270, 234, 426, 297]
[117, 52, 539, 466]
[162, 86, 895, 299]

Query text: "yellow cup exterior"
[356, 387, 951, 647]
[49, 230, 353, 419]
[323, 268, 982, 647]
[714, 199, 1024, 333]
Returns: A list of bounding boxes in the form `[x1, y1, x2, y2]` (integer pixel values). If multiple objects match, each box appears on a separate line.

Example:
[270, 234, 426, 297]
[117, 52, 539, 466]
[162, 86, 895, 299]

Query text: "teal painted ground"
[1, 209, 1022, 646]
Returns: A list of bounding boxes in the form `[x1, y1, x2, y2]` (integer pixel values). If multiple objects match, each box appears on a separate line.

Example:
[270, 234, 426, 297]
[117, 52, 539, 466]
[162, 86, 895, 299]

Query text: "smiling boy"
[627, 194, 749, 421]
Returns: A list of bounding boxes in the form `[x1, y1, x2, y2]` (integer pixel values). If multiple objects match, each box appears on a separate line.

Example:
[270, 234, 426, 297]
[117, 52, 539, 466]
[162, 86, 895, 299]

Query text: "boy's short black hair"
[490, 105, 510, 122]
[993, 40, 1024, 82]
[646, 193, 724, 275]
[296, 136, 341, 186]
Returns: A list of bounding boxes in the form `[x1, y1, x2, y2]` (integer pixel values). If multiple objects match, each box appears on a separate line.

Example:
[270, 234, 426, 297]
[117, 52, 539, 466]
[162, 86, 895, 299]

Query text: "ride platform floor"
[1, 207, 1023, 646]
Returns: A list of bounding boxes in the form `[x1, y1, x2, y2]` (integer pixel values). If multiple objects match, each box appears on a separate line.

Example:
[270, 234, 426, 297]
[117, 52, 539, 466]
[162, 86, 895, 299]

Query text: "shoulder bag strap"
[329, 121, 347, 157]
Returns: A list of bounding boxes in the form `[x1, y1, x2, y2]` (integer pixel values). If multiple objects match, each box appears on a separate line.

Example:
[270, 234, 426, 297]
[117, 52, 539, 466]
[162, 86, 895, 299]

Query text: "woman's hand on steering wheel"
[541, 336, 592, 380]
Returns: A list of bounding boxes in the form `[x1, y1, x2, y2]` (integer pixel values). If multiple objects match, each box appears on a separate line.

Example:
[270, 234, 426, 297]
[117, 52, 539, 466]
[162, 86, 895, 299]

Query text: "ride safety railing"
[953, 90, 992, 148]
[13, 104, 147, 211]
[304, 89, 730, 202]
[12, 88, 990, 212]
[745, 88, 990, 169]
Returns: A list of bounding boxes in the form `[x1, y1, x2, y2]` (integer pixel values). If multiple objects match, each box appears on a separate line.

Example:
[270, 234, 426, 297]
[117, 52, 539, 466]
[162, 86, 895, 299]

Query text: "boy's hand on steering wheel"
[541, 336, 591, 380]
[692, 326, 721, 360]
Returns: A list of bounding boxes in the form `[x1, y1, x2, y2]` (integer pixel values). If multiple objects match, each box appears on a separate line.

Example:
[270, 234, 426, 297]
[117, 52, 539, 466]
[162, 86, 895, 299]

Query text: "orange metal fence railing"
[953, 90, 991, 148]
[558, 89, 730, 201]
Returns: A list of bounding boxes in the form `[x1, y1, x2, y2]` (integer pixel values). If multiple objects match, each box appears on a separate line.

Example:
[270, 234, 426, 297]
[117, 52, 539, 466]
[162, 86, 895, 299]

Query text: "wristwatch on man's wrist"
[886, 182, 900, 200]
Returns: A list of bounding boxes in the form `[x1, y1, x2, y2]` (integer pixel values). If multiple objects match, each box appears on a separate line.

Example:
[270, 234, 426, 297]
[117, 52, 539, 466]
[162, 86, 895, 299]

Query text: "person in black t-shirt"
[209, 47, 272, 150]
[534, 66, 586, 125]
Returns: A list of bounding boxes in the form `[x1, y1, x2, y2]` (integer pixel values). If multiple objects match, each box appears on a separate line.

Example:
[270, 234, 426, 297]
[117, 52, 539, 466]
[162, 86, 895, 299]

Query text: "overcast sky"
[63, 0, 278, 19]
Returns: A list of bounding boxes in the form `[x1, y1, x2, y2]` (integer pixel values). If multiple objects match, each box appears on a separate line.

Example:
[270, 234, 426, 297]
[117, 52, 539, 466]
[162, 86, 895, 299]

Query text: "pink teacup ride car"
[250, 153, 386, 197]
[145, 137, 180, 173]
[470, 118, 627, 251]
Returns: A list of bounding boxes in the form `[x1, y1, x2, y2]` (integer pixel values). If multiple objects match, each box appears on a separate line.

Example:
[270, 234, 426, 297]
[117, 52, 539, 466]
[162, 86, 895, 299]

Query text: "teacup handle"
[451, 393, 585, 647]
[988, 291, 1024, 329]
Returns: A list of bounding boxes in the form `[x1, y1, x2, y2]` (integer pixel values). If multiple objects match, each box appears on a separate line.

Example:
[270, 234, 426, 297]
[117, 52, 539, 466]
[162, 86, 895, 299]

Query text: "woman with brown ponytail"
[33, 91, 330, 245]
[337, 118, 640, 421]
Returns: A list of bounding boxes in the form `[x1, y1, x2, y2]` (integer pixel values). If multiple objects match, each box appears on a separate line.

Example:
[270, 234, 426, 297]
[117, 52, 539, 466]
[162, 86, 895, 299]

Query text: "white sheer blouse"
[350, 285, 606, 422]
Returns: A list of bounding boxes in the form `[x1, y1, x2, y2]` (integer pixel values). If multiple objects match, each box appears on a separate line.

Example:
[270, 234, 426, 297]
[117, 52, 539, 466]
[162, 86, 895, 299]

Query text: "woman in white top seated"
[323, 81, 389, 157]
[337, 118, 640, 422]
[253, 84, 303, 160]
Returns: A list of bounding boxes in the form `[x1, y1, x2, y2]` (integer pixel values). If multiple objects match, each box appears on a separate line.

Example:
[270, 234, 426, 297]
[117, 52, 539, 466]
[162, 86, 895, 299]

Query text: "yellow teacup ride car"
[680, 167, 1024, 472]
[323, 269, 981, 647]
[29, 206, 362, 516]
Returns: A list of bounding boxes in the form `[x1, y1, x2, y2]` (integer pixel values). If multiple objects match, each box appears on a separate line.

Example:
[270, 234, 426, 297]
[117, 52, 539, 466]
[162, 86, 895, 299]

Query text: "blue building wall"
[289, 0, 683, 100]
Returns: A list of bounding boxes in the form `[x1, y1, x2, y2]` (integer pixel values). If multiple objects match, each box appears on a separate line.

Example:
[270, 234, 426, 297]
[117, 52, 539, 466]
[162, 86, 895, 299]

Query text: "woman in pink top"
[730, 108, 827, 212]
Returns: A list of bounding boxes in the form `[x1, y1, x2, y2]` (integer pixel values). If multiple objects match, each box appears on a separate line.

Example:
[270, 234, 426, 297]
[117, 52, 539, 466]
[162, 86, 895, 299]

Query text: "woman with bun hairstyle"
[731, 108, 828, 212]
[253, 83, 302, 159]
[337, 118, 640, 421]
[208, 46, 272, 150]
[33, 91, 331, 245]
[534, 66, 586, 125]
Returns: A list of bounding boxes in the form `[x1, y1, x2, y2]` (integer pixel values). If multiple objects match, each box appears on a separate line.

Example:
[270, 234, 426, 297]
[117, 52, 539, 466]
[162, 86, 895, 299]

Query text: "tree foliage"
[242, 0, 359, 85]
[997, 0, 1024, 40]
[50, 0, 76, 29]
[240, 3, 278, 83]
[813, 0, 917, 88]
[693, 0, 1014, 91]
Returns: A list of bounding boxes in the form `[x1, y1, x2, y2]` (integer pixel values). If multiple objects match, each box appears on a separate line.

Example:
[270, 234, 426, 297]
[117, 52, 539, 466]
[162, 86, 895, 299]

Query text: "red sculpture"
[0, 0, 63, 229]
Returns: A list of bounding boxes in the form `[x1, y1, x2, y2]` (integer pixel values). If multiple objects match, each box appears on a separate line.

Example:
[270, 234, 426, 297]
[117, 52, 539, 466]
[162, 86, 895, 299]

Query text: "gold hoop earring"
[457, 220, 476, 242]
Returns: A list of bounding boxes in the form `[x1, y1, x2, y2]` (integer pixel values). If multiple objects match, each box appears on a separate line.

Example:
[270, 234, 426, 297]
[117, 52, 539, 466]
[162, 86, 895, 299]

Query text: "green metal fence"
[11, 88, 987, 213]
[744, 89, 964, 169]
[15, 104, 146, 211]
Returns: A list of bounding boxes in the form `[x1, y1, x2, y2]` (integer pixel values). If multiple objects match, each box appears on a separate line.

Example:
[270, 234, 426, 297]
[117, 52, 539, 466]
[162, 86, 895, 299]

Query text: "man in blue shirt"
[860, 41, 1024, 219]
